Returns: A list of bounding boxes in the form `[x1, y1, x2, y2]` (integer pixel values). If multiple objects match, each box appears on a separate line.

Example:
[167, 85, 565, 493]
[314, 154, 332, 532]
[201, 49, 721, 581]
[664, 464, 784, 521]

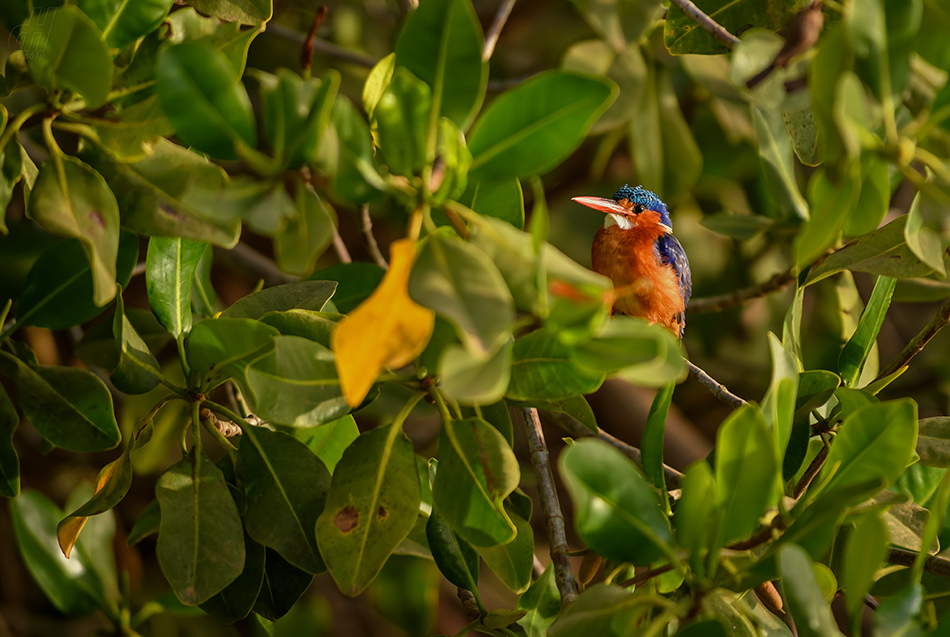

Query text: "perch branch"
[887, 547, 950, 578]
[667, 0, 741, 49]
[361, 205, 389, 269]
[875, 297, 950, 381]
[551, 413, 684, 489]
[522, 408, 579, 608]
[483, 0, 517, 61]
[688, 269, 796, 314]
[686, 361, 748, 409]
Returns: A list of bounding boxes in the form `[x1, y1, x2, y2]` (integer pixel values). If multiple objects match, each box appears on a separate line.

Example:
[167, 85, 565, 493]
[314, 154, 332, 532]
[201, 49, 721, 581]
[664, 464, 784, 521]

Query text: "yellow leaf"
[57, 457, 121, 558]
[332, 239, 434, 407]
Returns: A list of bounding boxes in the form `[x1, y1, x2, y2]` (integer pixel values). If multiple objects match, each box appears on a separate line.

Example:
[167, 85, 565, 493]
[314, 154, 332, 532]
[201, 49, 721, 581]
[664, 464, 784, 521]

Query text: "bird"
[572, 185, 692, 337]
[745, 0, 824, 89]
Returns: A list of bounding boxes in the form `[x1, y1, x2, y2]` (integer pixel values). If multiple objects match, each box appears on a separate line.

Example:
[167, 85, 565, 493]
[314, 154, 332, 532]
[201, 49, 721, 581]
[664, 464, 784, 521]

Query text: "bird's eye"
[633, 204, 645, 214]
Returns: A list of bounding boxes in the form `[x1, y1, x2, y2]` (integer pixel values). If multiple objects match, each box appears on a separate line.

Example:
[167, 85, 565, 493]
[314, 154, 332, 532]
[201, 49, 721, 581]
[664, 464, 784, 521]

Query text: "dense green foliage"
[2, 0, 950, 635]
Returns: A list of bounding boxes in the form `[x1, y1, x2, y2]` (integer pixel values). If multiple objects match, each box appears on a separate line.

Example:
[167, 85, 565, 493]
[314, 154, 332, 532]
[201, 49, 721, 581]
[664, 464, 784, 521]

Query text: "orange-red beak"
[571, 196, 630, 216]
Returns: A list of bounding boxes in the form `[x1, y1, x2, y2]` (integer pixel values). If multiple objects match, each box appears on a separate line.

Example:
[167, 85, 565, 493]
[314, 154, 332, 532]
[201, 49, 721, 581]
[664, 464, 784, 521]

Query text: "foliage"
[1, 0, 950, 635]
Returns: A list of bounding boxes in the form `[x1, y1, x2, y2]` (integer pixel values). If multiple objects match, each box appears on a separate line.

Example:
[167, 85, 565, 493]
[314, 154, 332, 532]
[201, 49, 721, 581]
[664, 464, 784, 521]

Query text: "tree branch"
[214, 242, 297, 287]
[522, 408, 579, 608]
[888, 547, 950, 578]
[875, 297, 950, 381]
[361, 205, 389, 269]
[550, 413, 684, 490]
[667, 0, 741, 49]
[686, 361, 748, 409]
[688, 269, 796, 314]
[483, 0, 517, 61]
[267, 22, 379, 68]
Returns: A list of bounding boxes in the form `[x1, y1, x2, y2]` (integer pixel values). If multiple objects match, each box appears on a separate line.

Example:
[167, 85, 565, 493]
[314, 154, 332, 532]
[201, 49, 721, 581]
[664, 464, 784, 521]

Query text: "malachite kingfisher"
[573, 185, 692, 337]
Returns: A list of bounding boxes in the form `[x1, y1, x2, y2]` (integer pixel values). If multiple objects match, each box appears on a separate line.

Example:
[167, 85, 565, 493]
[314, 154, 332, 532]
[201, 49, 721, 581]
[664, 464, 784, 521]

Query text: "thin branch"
[668, 0, 741, 49]
[483, 0, 517, 61]
[300, 6, 328, 73]
[617, 563, 674, 588]
[361, 205, 389, 269]
[332, 228, 352, 263]
[267, 22, 378, 68]
[686, 361, 748, 409]
[875, 297, 950, 381]
[522, 408, 579, 608]
[688, 269, 796, 314]
[213, 242, 296, 287]
[551, 413, 684, 489]
[131, 261, 147, 277]
[888, 547, 950, 578]
[792, 444, 828, 499]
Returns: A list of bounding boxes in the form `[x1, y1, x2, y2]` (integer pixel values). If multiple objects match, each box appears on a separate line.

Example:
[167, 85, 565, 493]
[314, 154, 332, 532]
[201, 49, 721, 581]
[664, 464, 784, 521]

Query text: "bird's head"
[572, 185, 672, 233]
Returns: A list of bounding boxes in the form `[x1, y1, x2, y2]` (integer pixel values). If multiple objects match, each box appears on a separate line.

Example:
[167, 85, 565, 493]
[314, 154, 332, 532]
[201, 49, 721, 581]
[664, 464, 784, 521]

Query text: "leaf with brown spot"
[332, 239, 435, 407]
[315, 425, 420, 596]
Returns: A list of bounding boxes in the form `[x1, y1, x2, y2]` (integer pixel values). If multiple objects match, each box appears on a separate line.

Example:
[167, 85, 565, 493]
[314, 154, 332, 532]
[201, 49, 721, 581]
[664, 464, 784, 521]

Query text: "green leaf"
[560, 438, 673, 564]
[439, 341, 512, 406]
[656, 68, 703, 199]
[874, 584, 923, 637]
[155, 452, 245, 606]
[274, 184, 337, 277]
[199, 530, 265, 624]
[85, 96, 173, 163]
[78, 0, 174, 49]
[373, 67, 430, 177]
[673, 461, 716, 577]
[409, 233, 514, 355]
[547, 583, 643, 637]
[433, 418, 520, 547]
[362, 53, 395, 119]
[242, 335, 349, 428]
[259, 310, 342, 348]
[805, 216, 938, 285]
[28, 156, 121, 306]
[164, 7, 263, 74]
[241, 427, 330, 574]
[191, 244, 219, 319]
[783, 104, 821, 167]
[156, 40, 256, 160]
[10, 490, 103, 614]
[762, 332, 800, 460]
[0, 383, 19, 497]
[184, 318, 278, 390]
[844, 154, 890, 237]
[327, 96, 385, 205]
[394, 0, 487, 129]
[752, 106, 810, 220]
[293, 415, 359, 474]
[260, 69, 340, 169]
[468, 70, 617, 180]
[507, 329, 605, 401]
[186, 0, 272, 25]
[563, 41, 647, 135]
[252, 548, 313, 620]
[839, 275, 896, 387]
[777, 544, 842, 637]
[15, 232, 137, 330]
[476, 501, 534, 593]
[574, 317, 687, 387]
[525, 395, 598, 433]
[458, 178, 525, 229]
[517, 565, 560, 637]
[642, 383, 674, 500]
[82, 140, 240, 247]
[128, 499, 161, 546]
[844, 513, 888, 616]
[20, 6, 112, 109]
[917, 418, 950, 468]
[145, 236, 207, 340]
[425, 509, 479, 591]
[817, 399, 918, 494]
[714, 405, 778, 544]
[795, 169, 862, 268]
[111, 287, 163, 395]
[905, 190, 948, 279]
[221, 280, 337, 320]
[665, 0, 803, 55]
[315, 424, 420, 596]
[0, 352, 120, 452]
[309, 262, 386, 314]
[0, 139, 33, 234]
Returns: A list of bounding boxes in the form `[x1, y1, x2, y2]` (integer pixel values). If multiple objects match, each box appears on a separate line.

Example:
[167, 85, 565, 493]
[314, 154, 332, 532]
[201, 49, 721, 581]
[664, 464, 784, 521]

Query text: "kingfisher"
[572, 185, 692, 337]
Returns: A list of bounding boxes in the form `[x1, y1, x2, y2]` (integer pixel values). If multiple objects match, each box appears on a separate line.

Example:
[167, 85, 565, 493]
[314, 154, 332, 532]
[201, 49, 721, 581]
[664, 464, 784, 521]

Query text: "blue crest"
[611, 185, 671, 229]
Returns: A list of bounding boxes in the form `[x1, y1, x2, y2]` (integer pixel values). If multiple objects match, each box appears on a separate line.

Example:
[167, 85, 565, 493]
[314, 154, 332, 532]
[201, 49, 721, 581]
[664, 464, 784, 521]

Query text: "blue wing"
[655, 233, 692, 336]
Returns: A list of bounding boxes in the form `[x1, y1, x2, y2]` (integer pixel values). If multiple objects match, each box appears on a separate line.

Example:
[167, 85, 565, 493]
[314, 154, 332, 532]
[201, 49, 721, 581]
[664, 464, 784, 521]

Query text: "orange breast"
[592, 224, 684, 335]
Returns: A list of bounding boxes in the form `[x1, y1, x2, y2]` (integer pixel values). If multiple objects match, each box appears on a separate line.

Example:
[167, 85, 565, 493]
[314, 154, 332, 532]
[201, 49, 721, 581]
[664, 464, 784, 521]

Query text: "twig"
[523, 408, 579, 608]
[214, 242, 296, 287]
[332, 227, 352, 264]
[617, 564, 674, 588]
[887, 547, 950, 578]
[686, 361, 748, 409]
[267, 22, 378, 68]
[668, 0, 741, 49]
[875, 297, 950, 381]
[361, 205, 389, 269]
[551, 413, 684, 489]
[483, 0, 517, 61]
[300, 6, 328, 73]
[131, 261, 147, 277]
[792, 444, 828, 499]
[688, 269, 796, 314]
